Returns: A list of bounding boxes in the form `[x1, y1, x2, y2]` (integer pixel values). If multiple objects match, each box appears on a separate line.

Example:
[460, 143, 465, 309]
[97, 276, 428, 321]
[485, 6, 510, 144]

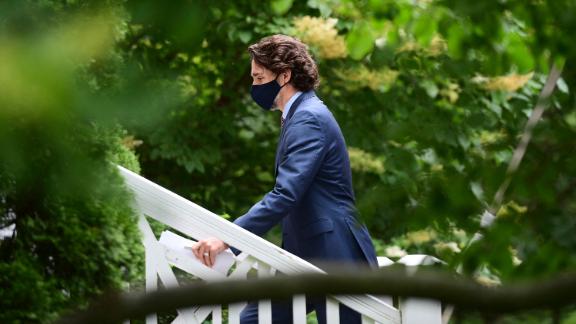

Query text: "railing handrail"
[118, 165, 401, 323]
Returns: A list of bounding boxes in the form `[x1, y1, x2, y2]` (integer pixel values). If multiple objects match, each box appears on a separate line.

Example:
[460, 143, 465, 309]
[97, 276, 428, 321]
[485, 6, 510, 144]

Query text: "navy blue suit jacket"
[234, 91, 377, 268]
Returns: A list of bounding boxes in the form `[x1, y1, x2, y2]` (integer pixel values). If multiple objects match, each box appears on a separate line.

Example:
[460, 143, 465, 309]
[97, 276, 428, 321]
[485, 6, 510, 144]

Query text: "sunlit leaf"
[271, 0, 293, 15]
[346, 23, 374, 60]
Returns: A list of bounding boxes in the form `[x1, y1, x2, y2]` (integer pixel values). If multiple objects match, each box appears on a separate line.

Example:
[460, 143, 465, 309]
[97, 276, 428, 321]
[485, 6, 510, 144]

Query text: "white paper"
[159, 230, 235, 275]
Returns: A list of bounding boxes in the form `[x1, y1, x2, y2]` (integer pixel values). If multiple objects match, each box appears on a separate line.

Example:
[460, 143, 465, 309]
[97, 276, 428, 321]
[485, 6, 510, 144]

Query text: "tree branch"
[490, 63, 564, 212]
[58, 267, 576, 324]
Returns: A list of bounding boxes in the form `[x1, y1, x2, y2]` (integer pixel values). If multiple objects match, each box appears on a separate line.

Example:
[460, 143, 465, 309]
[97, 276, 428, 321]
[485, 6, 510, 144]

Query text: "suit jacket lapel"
[274, 91, 315, 177]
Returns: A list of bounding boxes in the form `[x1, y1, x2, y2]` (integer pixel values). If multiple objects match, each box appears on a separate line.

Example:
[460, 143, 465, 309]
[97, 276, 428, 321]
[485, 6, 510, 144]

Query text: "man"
[192, 34, 377, 324]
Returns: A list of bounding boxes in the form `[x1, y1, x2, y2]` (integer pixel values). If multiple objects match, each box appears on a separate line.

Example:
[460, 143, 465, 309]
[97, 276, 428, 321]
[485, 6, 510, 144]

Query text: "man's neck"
[277, 86, 298, 113]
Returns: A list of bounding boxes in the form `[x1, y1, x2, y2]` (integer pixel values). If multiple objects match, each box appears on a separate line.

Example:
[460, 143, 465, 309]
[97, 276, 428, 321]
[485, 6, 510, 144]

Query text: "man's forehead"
[251, 61, 268, 75]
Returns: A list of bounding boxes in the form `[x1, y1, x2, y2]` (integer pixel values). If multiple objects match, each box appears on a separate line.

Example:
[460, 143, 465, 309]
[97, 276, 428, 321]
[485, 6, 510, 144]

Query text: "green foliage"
[1, 0, 576, 321]
[271, 0, 294, 15]
[0, 1, 168, 322]
[0, 122, 144, 322]
[345, 22, 375, 60]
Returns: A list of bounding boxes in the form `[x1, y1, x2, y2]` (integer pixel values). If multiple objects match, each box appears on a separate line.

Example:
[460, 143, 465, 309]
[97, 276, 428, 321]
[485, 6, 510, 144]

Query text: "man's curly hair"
[248, 34, 320, 91]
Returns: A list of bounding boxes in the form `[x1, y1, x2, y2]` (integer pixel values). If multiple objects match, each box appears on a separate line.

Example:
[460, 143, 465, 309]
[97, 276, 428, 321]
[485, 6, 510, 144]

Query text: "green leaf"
[237, 30, 252, 44]
[564, 110, 576, 128]
[421, 80, 439, 98]
[270, 0, 293, 15]
[506, 32, 534, 73]
[413, 12, 438, 46]
[446, 24, 464, 58]
[306, 0, 332, 17]
[470, 182, 484, 201]
[346, 23, 375, 60]
[557, 77, 569, 94]
[256, 171, 274, 182]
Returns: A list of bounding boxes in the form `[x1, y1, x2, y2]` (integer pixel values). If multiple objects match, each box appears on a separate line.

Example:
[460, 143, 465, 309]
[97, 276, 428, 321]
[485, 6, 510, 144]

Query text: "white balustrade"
[118, 165, 441, 324]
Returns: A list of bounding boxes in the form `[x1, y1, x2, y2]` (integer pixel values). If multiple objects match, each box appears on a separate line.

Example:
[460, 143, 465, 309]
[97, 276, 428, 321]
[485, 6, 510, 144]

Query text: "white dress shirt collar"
[282, 91, 303, 120]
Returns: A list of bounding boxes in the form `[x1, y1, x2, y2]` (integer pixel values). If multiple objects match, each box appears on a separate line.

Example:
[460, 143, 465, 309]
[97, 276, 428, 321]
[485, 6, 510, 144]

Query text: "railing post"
[397, 255, 443, 324]
[140, 216, 159, 324]
[376, 257, 395, 307]
[292, 295, 307, 324]
[326, 297, 340, 324]
[257, 263, 273, 324]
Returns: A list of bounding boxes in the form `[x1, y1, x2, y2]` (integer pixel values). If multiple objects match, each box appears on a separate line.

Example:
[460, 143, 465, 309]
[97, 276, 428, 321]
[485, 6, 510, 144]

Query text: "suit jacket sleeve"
[234, 111, 327, 236]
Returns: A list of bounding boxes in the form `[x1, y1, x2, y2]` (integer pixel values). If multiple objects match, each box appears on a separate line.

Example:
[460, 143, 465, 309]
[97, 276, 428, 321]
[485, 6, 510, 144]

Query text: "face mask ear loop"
[277, 72, 291, 89]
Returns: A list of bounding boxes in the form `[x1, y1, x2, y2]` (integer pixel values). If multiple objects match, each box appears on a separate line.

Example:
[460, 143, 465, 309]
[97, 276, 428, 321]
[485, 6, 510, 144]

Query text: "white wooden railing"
[118, 166, 442, 324]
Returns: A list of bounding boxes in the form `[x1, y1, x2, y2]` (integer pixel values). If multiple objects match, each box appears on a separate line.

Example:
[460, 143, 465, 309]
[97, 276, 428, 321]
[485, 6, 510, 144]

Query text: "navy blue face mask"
[250, 75, 288, 110]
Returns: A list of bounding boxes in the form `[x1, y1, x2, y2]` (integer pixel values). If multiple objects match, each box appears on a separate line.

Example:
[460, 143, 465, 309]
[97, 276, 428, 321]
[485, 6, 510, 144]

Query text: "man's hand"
[190, 237, 229, 268]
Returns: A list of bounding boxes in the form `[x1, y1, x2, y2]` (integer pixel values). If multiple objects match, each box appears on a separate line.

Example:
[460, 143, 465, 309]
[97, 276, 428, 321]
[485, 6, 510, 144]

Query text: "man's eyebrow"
[251, 72, 262, 77]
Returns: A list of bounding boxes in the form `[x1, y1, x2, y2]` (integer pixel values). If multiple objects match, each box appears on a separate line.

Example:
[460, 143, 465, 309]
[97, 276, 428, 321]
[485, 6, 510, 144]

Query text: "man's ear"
[281, 69, 292, 86]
